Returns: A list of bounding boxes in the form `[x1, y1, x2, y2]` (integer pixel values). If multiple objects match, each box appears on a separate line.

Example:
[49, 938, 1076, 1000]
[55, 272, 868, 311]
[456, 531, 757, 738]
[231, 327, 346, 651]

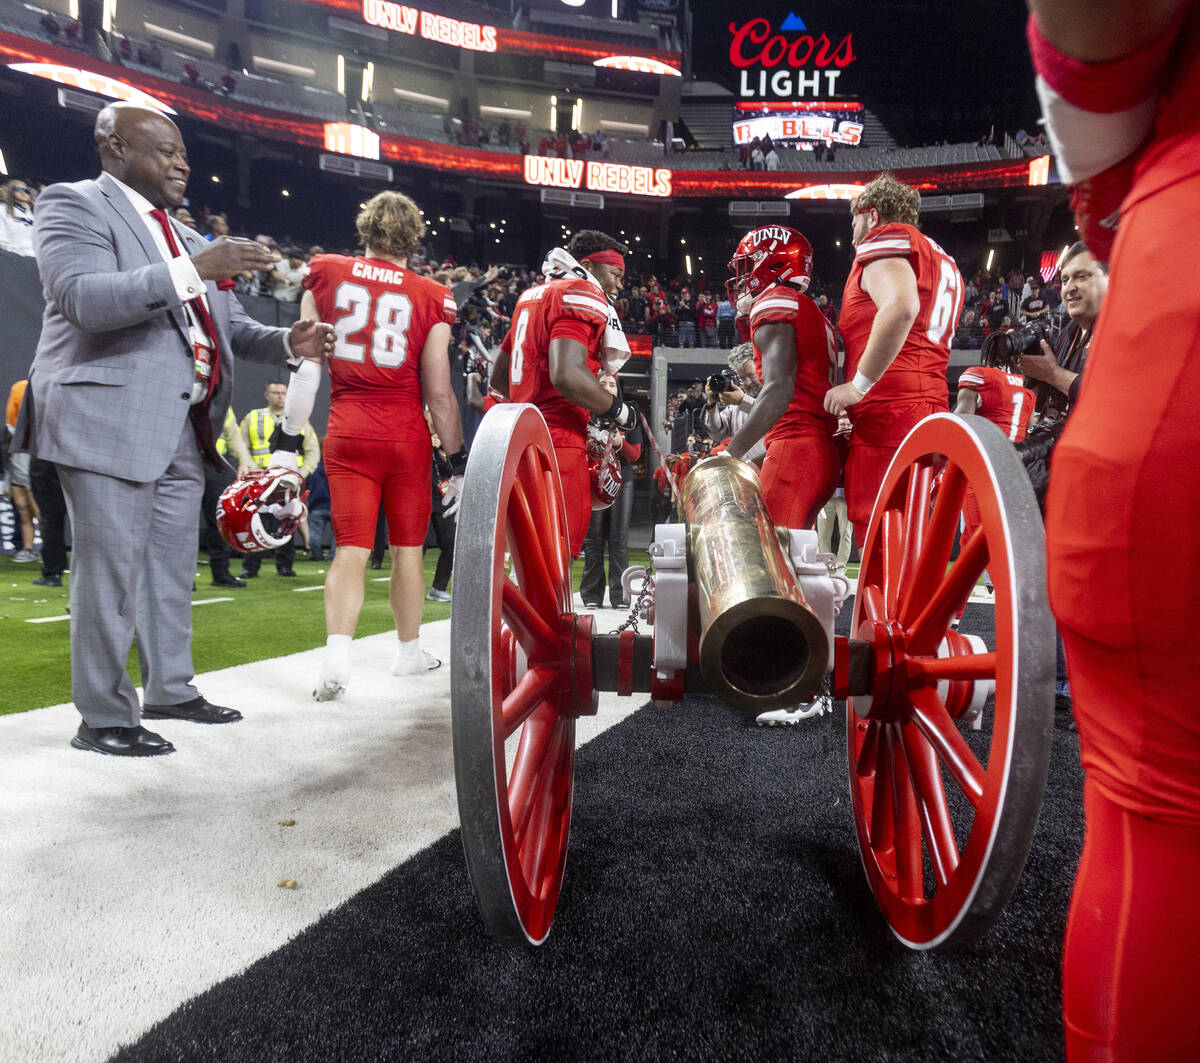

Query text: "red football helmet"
[587, 435, 623, 510]
[727, 225, 814, 303]
[216, 467, 309, 553]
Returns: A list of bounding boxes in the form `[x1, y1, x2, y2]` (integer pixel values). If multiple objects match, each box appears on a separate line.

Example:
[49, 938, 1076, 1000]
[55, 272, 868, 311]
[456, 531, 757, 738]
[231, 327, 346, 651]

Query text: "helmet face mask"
[727, 226, 814, 307]
[216, 467, 309, 553]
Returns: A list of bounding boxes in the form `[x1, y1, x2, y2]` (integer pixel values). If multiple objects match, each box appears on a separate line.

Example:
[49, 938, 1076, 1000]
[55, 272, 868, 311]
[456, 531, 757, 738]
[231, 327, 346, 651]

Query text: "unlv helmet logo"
[727, 225, 814, 299]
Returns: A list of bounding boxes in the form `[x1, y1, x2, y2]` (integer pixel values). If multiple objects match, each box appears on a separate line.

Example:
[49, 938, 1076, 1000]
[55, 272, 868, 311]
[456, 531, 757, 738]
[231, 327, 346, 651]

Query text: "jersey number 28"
[331, 281, 413, 368]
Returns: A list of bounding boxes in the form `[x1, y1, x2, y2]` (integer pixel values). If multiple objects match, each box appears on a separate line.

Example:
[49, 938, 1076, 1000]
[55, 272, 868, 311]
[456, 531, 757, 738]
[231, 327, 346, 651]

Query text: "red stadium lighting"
[593, 56, 681, 76]
[1028, 155, 1050, 186]
[785, 183, 866, 200]
[735, 100, 863, 113]
[7, 61, 176, 112]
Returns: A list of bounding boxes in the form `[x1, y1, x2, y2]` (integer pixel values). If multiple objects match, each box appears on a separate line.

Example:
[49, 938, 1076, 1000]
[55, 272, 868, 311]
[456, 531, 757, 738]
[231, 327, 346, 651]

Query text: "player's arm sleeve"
[281, 358, 322, 437]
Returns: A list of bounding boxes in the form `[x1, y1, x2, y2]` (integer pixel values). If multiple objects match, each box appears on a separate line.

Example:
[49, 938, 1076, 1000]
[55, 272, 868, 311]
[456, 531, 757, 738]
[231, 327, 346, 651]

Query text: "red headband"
[582, 250, 625, 270]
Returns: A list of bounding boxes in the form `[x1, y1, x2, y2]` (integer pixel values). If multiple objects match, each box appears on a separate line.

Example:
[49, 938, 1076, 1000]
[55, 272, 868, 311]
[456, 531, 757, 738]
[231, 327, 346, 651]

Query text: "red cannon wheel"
[451, 404, 593, 946]
[847, 413, 1054, 950]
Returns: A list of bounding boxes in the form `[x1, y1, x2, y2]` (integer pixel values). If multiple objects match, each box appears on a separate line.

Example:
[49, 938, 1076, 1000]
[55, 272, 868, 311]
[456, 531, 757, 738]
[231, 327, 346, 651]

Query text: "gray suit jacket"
[30, 172, 289, 483]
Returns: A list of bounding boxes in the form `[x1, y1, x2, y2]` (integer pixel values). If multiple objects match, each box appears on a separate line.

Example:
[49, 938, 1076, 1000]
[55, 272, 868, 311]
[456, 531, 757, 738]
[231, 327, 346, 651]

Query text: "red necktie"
[149, 208, 221, 403]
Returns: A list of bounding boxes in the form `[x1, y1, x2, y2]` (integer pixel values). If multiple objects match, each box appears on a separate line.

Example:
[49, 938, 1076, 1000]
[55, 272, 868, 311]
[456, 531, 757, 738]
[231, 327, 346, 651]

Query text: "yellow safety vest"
[215, 407, 236, 456]
[247, 408, 308, 469]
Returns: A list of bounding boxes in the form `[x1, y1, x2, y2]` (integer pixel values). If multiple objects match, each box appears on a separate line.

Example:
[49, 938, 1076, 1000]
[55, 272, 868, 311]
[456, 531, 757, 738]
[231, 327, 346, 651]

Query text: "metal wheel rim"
[846, 413, 1054, 950]
[451, 404, 577, 946]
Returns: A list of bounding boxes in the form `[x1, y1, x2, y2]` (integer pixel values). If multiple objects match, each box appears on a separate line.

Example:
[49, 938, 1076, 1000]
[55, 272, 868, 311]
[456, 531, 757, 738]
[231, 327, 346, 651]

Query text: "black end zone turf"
[114, 604, 1084, 1061]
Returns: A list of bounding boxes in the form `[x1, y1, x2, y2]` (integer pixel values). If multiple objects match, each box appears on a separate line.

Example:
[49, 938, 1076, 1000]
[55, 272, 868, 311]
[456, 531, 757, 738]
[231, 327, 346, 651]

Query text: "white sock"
[314, 634, 352, 701]
[391, 637, 442, 676]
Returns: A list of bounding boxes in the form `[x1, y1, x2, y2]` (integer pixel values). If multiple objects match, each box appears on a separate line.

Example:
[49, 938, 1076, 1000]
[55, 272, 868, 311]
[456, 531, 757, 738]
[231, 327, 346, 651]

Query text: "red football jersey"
[749, 284, 840, 444]
[839, 222, 964, 409]
[956, 365, 1035, 442]
[501, 276, 609, 443]
[303, 255, 457, 440]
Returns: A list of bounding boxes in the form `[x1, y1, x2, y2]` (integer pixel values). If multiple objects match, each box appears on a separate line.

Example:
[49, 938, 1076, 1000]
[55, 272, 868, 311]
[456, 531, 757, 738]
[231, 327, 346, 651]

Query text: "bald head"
[95, 103, 190, 209]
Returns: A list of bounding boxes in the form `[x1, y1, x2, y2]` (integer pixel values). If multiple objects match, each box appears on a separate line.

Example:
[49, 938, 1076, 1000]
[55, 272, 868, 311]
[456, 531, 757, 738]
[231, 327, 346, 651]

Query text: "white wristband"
[851, 370, 877, 395]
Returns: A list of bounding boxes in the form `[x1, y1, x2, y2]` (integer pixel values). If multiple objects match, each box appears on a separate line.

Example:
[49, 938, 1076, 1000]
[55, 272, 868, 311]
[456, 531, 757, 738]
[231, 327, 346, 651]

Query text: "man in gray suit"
[30, 102, 334, 757]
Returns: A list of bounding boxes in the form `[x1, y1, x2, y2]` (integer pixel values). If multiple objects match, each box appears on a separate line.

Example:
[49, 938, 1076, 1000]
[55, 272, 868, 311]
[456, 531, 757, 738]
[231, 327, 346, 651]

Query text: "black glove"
[267, 423, 302, 454]
[602, 392, 640, 432]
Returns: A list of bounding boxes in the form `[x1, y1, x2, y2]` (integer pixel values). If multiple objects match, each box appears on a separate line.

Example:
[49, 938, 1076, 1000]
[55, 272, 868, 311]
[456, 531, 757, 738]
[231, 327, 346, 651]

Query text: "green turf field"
[0, 548, 658, 717]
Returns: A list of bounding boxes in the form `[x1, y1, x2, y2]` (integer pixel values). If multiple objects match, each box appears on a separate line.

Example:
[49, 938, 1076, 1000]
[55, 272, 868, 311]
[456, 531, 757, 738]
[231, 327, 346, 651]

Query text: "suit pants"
[30, 457, 69, 578]
[579, 463, 634, 606]
[57, 420, 204, 727]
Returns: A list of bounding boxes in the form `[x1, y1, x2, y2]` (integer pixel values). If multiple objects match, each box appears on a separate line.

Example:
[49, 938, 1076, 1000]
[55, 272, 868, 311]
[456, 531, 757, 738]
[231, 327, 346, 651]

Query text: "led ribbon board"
[523, 156, 672, 197]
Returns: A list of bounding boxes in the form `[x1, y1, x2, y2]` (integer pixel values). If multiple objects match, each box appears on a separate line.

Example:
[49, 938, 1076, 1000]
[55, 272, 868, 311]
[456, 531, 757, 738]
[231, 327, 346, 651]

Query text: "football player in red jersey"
[956, 337, 1036, 443]
[491, 230, 639, 558]
[724, 225, 843, 727]
[824, 174, 964, 539]
[272, 191, 465, 701]
[725, 225, 843, 531]
[1029, 3, 1200, 1059]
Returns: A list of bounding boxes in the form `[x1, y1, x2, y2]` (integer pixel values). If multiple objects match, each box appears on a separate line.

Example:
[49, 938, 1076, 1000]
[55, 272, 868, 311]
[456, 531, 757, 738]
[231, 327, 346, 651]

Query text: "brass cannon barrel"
[681, 454, 828, 712]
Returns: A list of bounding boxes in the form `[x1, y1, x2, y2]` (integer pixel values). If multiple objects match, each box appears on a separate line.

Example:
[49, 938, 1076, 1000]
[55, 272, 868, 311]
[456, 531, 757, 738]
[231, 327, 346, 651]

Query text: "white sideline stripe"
[371, 576, 389, 582]
[0, 614, 644, 1063]
[192, 597, 235, 606]
[292, 585, 326, 593]
[25, 614, 69, 624]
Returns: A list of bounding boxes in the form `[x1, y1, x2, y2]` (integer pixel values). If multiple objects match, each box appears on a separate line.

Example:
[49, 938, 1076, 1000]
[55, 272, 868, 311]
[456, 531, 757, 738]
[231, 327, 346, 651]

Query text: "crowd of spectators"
[951, 267, 1064, 349]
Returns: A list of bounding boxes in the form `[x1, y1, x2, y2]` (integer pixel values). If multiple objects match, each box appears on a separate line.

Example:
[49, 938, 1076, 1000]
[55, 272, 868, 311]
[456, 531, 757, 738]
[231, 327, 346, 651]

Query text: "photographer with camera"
[1013, 243, 1108, 502]
[703, 344, 766, 465]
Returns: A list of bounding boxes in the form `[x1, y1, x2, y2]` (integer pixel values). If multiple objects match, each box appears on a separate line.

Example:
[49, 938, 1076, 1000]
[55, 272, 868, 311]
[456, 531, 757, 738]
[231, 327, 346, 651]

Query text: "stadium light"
[685, 254, 693, 276]
[550, 95, 557, 133]
[337, 54, 345, 95]
[361, 62, 374, 102]
[986, 249, 994, 271]
[394, 88, 449, 109]
[103, 0, 116, 33]
[0, 148, 7, 175]
[571, 98, 582, 131]
[1054, 244, 1070, 271]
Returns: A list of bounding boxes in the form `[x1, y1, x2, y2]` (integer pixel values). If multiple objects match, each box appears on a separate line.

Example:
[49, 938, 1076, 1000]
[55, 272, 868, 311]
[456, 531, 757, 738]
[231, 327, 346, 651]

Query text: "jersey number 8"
[331, 281, 413, 368]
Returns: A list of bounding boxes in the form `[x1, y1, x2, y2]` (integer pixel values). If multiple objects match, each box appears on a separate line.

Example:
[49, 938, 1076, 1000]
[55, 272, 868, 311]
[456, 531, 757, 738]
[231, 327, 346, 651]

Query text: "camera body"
[982, 317, 1061, 371]
[707, 367, 739, 395]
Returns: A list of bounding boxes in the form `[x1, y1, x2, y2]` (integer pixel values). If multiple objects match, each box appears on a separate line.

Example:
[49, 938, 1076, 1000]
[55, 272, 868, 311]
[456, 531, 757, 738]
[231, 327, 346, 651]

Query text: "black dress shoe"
[33, 574, 62, 587]
[238, 569, 258, 579]
[212, 574, 247, 588]
[141, 696, 243, 724]
[276, 568, 297, 577]
[72, 723, 175, 756]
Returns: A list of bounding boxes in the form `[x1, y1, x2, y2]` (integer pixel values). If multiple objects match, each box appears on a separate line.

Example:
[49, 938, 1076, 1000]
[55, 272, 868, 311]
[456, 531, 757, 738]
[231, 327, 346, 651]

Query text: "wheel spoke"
[508, 476, 559, 619]
[520, 448, 565, 594]
[855, 720, 881, 778]
[906, 653, 997, 684]
[882, 509, 904, 618]
[869, 726, 895, 853]
[895, 461, 933, 617]
[890, 724, 925, 902]
[907, 532, 989, 655]
[900, 721, 961, 888]
[501, 665, 560, 739]
[899, 461, 967, 627]
[861, 583, 886, 623]
[909, 686, 985, 807]
[507, 704, 556, 837]
[518, 717, 568, 890]
[501, 579, 557, 657]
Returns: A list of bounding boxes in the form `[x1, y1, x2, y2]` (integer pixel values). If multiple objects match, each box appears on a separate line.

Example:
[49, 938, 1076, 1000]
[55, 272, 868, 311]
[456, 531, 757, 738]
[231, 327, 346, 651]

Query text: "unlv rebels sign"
[729, 11, 856, 101]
